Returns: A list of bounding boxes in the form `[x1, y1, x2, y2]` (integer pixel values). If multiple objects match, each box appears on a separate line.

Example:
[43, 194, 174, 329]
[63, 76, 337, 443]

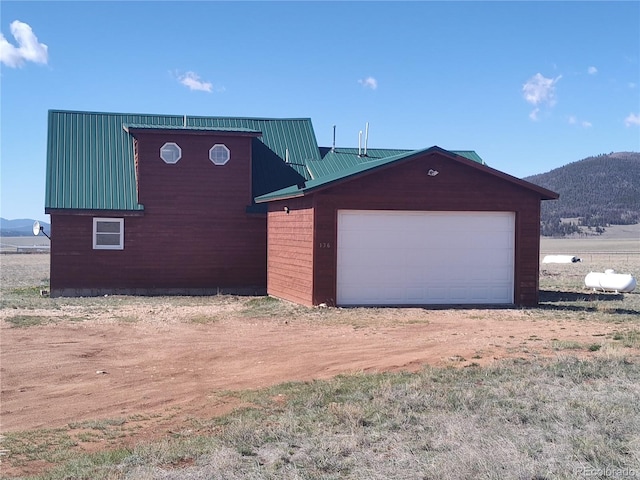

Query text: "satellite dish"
[32, 220, 51, 239]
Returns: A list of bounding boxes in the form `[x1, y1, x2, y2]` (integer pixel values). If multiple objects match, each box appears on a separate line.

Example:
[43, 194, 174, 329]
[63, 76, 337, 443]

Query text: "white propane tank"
[584, 270, 637, 293]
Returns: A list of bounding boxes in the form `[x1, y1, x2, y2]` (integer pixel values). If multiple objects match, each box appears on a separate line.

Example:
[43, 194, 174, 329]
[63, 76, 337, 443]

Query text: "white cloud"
[178, 71, 213, 92]
[522, 73, 561, 106]
[624, 113, 640, 127]
[358, 76, 378, 90]
[587, 66, 598, 75]
[0, 20, 48, 68]
[568, 115, 577, 125]
[629, 82, 637, 89]
[581, 121, 592, 128]
[523, 73, 562, 121]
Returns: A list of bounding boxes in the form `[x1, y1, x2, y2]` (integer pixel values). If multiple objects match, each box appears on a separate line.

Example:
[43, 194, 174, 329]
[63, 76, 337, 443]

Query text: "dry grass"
[2, 236, 640, 479]
[0, 254, 50, 290]
[4, 357, 639, 480]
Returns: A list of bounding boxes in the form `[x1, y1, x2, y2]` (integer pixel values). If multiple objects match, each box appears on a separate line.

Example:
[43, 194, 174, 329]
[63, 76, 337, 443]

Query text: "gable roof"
[45, 110, 320, 212]
[255, 146, 558, 203]
[46, 110, 556, 213]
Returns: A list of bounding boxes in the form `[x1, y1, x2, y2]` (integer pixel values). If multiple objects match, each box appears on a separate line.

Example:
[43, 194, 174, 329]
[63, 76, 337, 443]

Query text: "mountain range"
[0, 218, 50, 237]
[524, 151, 640, 236]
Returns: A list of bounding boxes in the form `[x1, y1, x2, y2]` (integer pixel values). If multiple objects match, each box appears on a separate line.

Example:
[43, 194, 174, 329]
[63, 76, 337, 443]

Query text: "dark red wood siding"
[268, 151, 545, 307]
[266, 196, 315, 306]
[50, 131, 266, 295]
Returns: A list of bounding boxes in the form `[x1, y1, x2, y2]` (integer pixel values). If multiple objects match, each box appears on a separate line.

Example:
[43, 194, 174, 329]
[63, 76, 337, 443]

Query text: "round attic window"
[209, 144, 230, 165]
[160, 142, 182, 164]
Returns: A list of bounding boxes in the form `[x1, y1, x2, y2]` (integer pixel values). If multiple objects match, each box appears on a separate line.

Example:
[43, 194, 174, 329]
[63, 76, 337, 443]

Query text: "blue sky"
[1, 1, 639, 222]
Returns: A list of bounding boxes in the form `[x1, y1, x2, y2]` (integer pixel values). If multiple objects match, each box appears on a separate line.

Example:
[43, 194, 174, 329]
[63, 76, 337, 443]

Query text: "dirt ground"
[1, 304, 619, 441]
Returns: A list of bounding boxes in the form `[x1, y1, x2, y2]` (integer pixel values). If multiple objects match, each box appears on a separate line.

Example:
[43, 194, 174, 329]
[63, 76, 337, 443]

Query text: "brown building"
[46, 110, 557, 306]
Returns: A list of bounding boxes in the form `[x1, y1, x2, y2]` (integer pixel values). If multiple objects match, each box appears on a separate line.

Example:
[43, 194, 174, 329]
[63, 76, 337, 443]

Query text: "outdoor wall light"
[427, 169, 439, 177]
[284, 206, 290, 214]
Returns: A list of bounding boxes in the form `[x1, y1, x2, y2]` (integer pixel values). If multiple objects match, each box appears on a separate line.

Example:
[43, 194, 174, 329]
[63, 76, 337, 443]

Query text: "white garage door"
[336, 210, 515, 306]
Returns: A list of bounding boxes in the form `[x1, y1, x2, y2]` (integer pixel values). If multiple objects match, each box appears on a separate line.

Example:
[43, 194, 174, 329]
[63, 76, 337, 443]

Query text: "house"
[45, 110, 558, 306]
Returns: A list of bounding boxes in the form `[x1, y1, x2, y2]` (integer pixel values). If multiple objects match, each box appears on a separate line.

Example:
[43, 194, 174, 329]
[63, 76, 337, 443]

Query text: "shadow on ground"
[539, 290, 624, 302]
[538, 289, 639, 315]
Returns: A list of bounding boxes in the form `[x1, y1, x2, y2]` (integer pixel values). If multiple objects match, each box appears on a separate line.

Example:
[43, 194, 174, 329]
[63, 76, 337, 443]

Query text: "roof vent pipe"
[332, 125, 336, 152]
[358, 130, 363, 156]
[285, 148, 290, 163]
[364, 122, 369, 156]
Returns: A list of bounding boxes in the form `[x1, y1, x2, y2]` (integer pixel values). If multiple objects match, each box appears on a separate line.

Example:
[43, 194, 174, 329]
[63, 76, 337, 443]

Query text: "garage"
[261, 146, 558, 307]
[336, 210, 515, 306]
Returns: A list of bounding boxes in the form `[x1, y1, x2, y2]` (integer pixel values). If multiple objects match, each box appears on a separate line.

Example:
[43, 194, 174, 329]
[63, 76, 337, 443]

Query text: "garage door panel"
[490, 274, 512, 283]
[385, 287, 408, 301]
[491, 236, 514, 250]
[405, 266, 425, 284]
[359, 234, 388, 250]
[337, 210, 515, 305]
[427, 286, 449, 302]
[404, 235, 427, 249]
[341, 267, 385, 285]
[406, 287, 426, 300]
[340, 233, 364, 250]
[490, 286, 513, 303]
[468, 286, 490, 300]
[405, 249, 437, 268]
[426, 233, 450, 250]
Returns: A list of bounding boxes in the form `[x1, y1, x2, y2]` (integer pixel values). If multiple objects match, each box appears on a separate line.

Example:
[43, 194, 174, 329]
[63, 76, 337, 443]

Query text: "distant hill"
[525, 152, 640, 236]
[0, 218, 50, 237]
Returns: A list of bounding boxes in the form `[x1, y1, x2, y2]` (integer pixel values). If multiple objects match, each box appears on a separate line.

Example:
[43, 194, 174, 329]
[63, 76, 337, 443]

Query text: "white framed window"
[93, 218, 124, 250]
[160, 142, 182, 164]
[209, 144, 230, 165]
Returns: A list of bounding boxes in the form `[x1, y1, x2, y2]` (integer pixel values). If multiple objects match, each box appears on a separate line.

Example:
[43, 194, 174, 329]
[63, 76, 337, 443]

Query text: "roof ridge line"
[48, 109, 312, 122]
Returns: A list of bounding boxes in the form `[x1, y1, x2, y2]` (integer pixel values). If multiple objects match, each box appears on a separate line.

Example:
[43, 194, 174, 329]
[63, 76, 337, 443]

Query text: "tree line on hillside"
[525, 152, 640, 237]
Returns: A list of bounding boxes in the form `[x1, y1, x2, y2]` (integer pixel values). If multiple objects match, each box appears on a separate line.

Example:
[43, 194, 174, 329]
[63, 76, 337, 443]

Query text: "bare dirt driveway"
[1, 299, 618, 440]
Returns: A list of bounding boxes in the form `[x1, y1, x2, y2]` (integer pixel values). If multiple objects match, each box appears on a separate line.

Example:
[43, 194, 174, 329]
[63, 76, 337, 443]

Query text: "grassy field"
[0, 237, 50, 255]
[1, 234, 639, 480]
[4, 358, 638, 480]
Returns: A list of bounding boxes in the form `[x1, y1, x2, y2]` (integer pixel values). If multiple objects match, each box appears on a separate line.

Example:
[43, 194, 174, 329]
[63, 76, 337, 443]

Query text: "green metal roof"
[308, 147, 484, 179]
[46, 110, 496, 212]
[451, 150, 485, 164]
[255, 146, 548, 203]
[46, 110, 320, 211]
[309, 147, 412, 179]
[46, 111, 144, 211]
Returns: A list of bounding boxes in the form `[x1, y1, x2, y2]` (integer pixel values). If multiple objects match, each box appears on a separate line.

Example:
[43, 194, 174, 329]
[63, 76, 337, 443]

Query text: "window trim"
[209, 144, 230, 165]
[160, 142, 182, 164]
[93, 217, 124, 250]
